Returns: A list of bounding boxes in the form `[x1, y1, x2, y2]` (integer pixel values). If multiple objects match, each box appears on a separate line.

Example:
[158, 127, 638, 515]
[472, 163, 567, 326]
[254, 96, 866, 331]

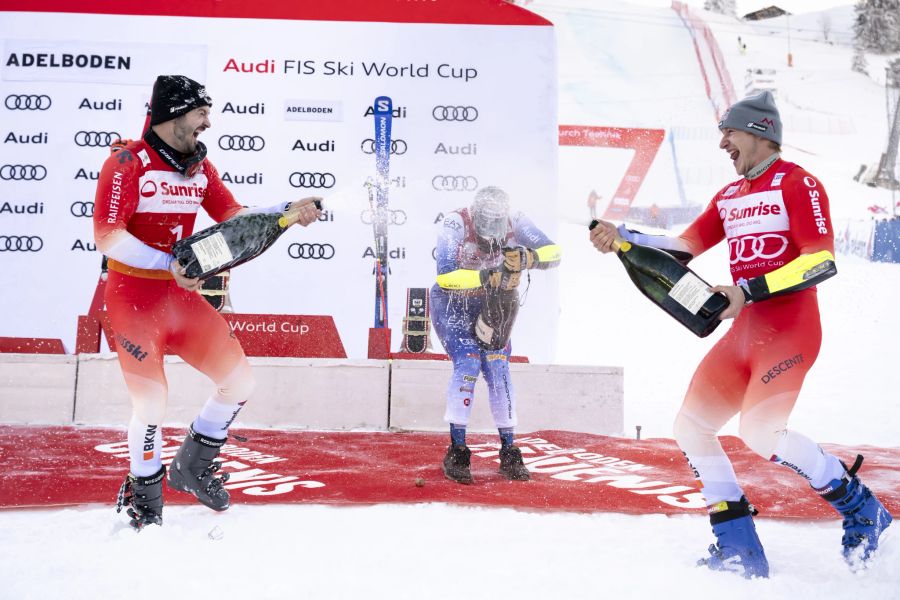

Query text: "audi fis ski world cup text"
[224, 58, 478, 81]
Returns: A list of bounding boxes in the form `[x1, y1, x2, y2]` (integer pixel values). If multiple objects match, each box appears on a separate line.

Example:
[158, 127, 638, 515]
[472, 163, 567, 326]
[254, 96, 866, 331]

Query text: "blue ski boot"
[815, 455, 893, 565]
[697, 496, 770, 578]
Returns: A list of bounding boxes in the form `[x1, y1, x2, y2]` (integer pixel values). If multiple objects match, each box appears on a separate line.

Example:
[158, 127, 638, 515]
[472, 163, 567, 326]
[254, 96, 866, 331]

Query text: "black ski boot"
[442, 443, 473, 484]
[116, 465, 165, 530]
[498, 445, 531, 481]
[167, 427, 231, 511]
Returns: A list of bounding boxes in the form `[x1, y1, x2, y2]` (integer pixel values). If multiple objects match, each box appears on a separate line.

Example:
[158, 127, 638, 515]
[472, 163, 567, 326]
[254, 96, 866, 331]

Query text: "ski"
[371, 96, 393, 329]
[402, 287, 430, 353]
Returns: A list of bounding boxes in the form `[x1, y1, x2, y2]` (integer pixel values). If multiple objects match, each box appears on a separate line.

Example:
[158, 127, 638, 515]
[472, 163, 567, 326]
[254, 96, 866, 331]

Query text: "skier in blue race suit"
[431, 186, 561, 484]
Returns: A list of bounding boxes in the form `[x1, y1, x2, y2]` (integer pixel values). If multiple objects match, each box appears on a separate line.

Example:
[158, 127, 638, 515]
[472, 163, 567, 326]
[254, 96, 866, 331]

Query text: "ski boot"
[116, 465, 165, 530]
[697, 496, 770, 578]
[815, 454, 893, 565]
[442, 443, 473, 484]
[167, 427, 231, 511]
[498, 445, 531, 481]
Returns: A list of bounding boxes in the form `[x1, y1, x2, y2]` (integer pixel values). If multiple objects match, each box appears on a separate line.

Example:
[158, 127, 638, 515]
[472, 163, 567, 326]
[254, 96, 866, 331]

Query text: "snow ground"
[1, 2, 898, 598]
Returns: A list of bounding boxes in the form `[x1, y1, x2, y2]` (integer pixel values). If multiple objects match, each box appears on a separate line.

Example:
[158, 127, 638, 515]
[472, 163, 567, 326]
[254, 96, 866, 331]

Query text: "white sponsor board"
[0, 8, 558, 361]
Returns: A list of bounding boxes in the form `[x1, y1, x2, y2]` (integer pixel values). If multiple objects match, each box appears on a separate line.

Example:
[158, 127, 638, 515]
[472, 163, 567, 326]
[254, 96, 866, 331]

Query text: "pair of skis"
[368, 96, 429, 353]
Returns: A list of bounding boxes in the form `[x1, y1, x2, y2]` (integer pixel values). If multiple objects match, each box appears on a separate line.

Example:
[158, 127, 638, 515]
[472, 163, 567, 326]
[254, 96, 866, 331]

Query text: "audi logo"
[0, 235, 43, 252]
[289, 172, 335, 189]
[218, 135, 265, 151]
[0, 164, 47, 181]
[287, 243, 335, 259]
[70, 201, 94, 217]
[432, 105, 478, 122]
[360, 138, 407, 155]
[5, 94, 52, 111]
[431, 175, 478, 192]
[728, 234, 789, 264]
[360, 208, 407, 226]
[74, 131, 121, 148]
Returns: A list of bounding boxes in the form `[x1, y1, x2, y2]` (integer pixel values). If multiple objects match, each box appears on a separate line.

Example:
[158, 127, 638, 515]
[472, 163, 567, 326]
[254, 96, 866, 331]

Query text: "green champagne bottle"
[590, 220, 729, 337]
[173, 200, 321, 279]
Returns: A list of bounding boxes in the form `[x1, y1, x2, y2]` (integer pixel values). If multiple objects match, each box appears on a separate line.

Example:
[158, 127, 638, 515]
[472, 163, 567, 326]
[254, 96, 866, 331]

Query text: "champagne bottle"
[474, 288, 520, 350]
[173, 200, 321, 279]
[589, 220, 729, 337]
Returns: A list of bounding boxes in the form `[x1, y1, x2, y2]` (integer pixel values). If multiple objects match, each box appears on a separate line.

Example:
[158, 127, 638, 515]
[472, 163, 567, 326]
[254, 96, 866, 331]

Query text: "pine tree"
[704, 0, 736, 17]
[852, 45, 869, 75]
[854, 0, 900, 53]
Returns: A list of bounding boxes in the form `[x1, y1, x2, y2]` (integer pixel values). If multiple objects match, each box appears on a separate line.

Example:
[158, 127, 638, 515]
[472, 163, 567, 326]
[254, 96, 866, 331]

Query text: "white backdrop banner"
[0, 0, 559, 361]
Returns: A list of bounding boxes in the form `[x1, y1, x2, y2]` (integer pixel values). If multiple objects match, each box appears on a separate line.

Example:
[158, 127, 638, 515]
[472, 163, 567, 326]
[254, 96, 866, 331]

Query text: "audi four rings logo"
[0, 235, 43, 252]
[360, 208, 407, 226]
[5, 94, 52, 110]
[728, 234, 789, 264]
[432, 105, 478, 122]
[74, 131, 121, 147]
[218, 135, 265, 151]
[360, 138, 408, 155]
[70, 201, 94, 217]
[0, 165, 47, 181]
[289, 172, 335, 189]
[288, 243, 335, 259]
[432, 175, 478, 191]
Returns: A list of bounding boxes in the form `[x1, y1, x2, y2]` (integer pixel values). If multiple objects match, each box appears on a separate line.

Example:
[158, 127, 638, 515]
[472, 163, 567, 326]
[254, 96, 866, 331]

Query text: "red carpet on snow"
[0, 425, 897, 520]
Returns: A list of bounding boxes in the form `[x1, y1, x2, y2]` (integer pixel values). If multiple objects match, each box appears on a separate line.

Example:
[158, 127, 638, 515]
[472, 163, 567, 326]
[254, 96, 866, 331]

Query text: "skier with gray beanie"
[589, 91, 892, 576]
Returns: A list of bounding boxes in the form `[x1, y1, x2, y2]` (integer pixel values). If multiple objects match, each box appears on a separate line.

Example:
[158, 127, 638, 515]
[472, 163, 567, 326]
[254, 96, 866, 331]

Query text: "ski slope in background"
[1, 2, 897, 598]
[545, 0, 900, 447]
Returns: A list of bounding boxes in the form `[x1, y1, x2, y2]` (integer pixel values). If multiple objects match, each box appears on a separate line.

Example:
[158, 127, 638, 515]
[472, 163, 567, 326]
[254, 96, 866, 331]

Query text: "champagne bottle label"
[190, 232, 235, 274]
[668, 271, 713, 314]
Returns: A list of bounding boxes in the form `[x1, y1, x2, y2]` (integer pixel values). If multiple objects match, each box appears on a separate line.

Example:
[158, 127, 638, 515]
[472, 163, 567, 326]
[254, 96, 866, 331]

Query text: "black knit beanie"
[149, 75, 212, 126]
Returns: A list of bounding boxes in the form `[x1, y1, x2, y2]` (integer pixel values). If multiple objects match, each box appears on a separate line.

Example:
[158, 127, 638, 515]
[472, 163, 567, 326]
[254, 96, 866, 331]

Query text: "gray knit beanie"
[718, 91, 782, 145]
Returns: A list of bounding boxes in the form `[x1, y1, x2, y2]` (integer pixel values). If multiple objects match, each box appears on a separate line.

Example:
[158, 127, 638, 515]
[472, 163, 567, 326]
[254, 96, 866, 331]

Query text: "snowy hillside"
[535, 0, 899, 446]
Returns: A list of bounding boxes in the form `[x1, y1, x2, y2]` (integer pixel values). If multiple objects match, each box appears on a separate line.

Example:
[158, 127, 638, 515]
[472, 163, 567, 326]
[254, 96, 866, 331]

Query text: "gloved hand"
[109, 138, 132, 154]
[480, 267, 520, 291]
[503, 246, 536, 272]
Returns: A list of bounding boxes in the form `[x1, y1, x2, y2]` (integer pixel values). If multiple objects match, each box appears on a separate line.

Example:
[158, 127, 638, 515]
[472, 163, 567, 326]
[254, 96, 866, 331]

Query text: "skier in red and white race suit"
[93, 75, 321, 529]
[590, 91, 891, 576]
